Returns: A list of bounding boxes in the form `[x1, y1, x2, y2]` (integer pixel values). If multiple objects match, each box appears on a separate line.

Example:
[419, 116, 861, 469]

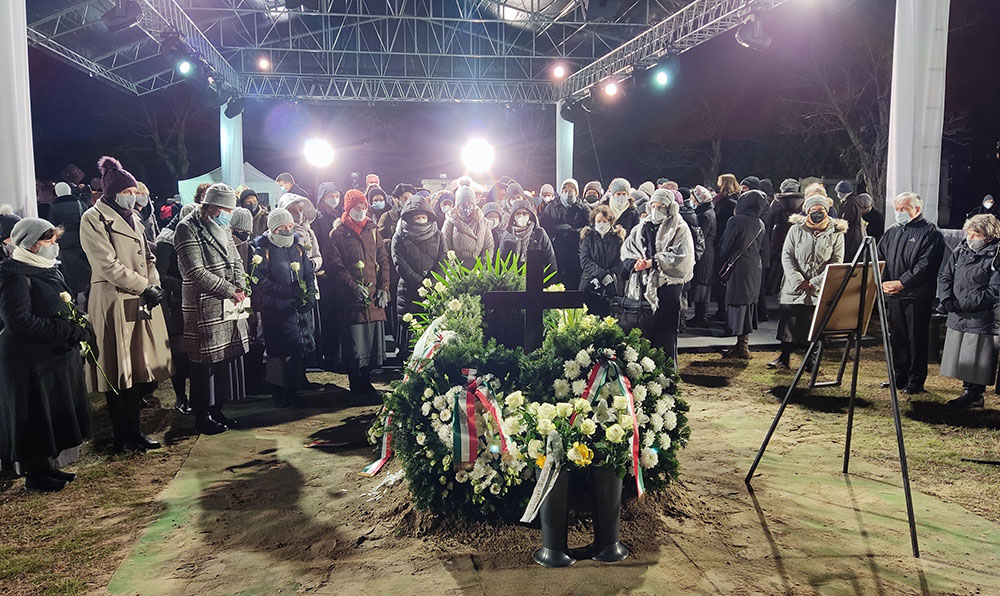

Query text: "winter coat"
[377, 202, 403, 243]
[153, 225, 184, 338]
[768, 193, 805, 270]
[779, 215, 847, 306]
[692, 203, 717, 286]
[616, 206, 640, 233]
[840, 192, 866, 261]
[277, 194, 323, 272]
[251, 235, 317, 357]
[679, 204, 705, 262]
[442, 208, 495, 267]
[877, 215, 946, 301]
[174, 213, 250, 364]
[713, 193, 740, 251]
[579, 225, 626, 295]
[498, 201, 558, 275]
[619, 210, 696, 313]
[540, 199, 590, 287]
[718, 192, 768, 305]
[47, 195, 92, 295]
[938, 240, 1000, 335]
[0, 260, 90, 467]
[80, 201, 173, 392]
[248, 206, 269, 239]
[392, 198, 446, 314]
[863, 209, 885, 243]
[324, 217, 391, 325]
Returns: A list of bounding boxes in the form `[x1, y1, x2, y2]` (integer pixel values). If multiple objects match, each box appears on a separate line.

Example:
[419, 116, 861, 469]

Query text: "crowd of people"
[0, 157, 994, 493]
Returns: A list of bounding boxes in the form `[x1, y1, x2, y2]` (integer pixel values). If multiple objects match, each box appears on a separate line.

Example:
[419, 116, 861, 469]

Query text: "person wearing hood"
[0, 209, 22, 263]
[687, 185, 717, 327]
[612, 189, 643, 233]
[312, 182, 342, 252]
[579, 205, 626, 316]
[938, 214, 1000, 408]
[368, 186, 390, 225]
[275, 172, 310, 199]
[278, 192, 322, 272]
[604, 178, 638, 234]
[767, 178, 805, 293]
[251, 207, 317, 408]
[767, 195, 847, 370]
[858, 193, 884, 243]
[174, 184, 249, 435]
[835, 180, 866, 261]
[620, 189, 695, 363]
[878, 192, 946, 395]
[238, 188, 268, 239]
[0, 218, 92, 492]
[967, 194, 1000, 220]
[379, 184, 413, 244]
[48, 181, 92, 307]
[392, 196, 447, 360]
[443, 186, 494, 267]
[481, 202, 505, 251]
[324, 189, 391, 394]
[432, 191, 455, 227]
[582, 181, 604, 208]
[540, 178, 588, 287]
[717, 190, 769, 359]
[500, 199, 557, 275]
[486, 178, 510, 208]
[134, 182, 160, 245]
[712, 174, 742, 320]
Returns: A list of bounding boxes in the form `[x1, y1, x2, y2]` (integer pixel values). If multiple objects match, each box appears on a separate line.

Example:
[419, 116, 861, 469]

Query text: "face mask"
[115, 193, 136, 211]
[413, 215, 429, 225]
[247, 203, 259, 214]
[542, 194, 554, 203]
[611, 195, 629, 208]
[135, 195, 149, 208]
[968, 237, 987, 251]
[212, 211, 233, 228]
[442, 205, 453, 215]
[269, 231, 294, 248]
[458, 204, 473, 217]
[276, 228, 294, 237]
[985, 201, 994, 210]
[595, 222, 612, 236]
[837, 192, 848, 201]
[894, 210, 912, 226]
[649, 208, 667, 224]
[37, 244, 59, 260]
[486, 218, 499, 229]
[514, 214, 530, 228]
[324, 197, 340, 209]
[809, 211, 826, 224]
[585, 193, 599, 203]
[234, 230, 250, 242]
[350, 207, 367, 222]
[372, 201, 386, 211]
[560, 192, 577, 207]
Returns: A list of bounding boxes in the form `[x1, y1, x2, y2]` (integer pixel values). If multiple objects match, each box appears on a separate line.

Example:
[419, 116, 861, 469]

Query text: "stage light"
[552, 64, 567, 79]
[177, 60, 192, 75]
[304, 139, 335, 168]
[603, 82, 618, 96]
[461, 139, 495, 173]
[735, 13, 772, 51]
[258, 57, 270, 70]
[224, 96, 245, 119]
[655, 70, 669, 86]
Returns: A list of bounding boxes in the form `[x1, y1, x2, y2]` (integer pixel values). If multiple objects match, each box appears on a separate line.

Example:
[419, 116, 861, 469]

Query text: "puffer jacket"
[442, 207, 495, 267]
[938, 240, 1000, 335]
[251, 234, 317, 357]
[391, 197, 446, 314]
[579, 225, 626, 295]
[877, 215, 946, 300]
[779, 215, 847, 306]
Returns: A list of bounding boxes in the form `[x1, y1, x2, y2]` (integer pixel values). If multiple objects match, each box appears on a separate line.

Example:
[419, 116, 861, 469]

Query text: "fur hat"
[392, 183, 415, 198]
[608, 178, 630, 195]
[779, 178, 800, 193]
[583, 180, 603, 197]
[835, 180, 854, 194]
[54, 182, 73, 197]
[344, 189, 368, 214]
[267, 207, 294, 231]
[539, 183, 555, 196]
[97, 156, 137, 200]
[560, 178, 579, 195]
[455, 185, 477, 206]
[649, 189, 673, 206]
[230, 207, 253, 233]
[804, 195, 832, 213]
[10, 217, 55, 249]
[203, 183, 238, 209]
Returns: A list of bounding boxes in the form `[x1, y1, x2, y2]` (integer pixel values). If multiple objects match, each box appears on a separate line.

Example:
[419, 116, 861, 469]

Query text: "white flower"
[251, 254, 263, 265]
[580, 419, 597, 436]
[637, 410, 650, 426]
[663, 411, 678, 431]
[504, 391, 524, 409]
[503, 416, 523, 436]
[650, 413, 664, 432]
[606, 424, 626, 443]
[447, 299, 462, 311]
[289, 261, 301, 272]
[618, 412, 632, 427]
[593, 399, 616, 424]
[537, 418, 555, 435]
[573, 398, 592, 414]
[627, 362, 643, 379]
[537, 403, 557, 421]
[447, 250, 457, 261]
[416, 433, 427, 446]
[417, 287, 428, 297]
[436, 424, 452, 444]
[640, 447, 659, 469]
[439, 475, 447, 485]
[423, 278, 433, 288]
[659, 433, 672, 450]
[354, 260, 365, 270]
[612, 395, 629, 411]
[571, 379, 587, 397]
[421, 402, 432, 416]
[434, 281, 446, 293]
[433, 395, 447, 410]
[455, 469, 470, 483]
[59, 291, 72, 304]
[643, 430, 656, 447]
[527, 402, 539, 416]
[624, 345, 639, 363]
[490, 483, 502, 495]
[555, 402, 574, 418]
[648, 382, 663, 398]
[553, 379, 570, 399]
[527, 439, 544, 459]
[657, 373, 669, 386]
[598, 384, 613, 399]
[633, 385, 648, 401]
[402, 312, 414, 323]
[439, 408, 452, 422]
[423, 387, 434, 399]
[563, 360, 581, 380]
[575, 349, 591, 368]
[655, 399, 669, 415]
[641, 356, 656, 373]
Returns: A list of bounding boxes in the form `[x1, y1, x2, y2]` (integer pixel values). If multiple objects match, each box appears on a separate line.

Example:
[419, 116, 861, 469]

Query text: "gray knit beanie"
[608, 177, 630, 195]
[230, 207, 253, 233]
[455, 185, 477, 206]
[779, 178, 800, 193]
[10, 217, 55, 249]
[649, 188, 673, 206]
[803, 195, 832, 213]
[203, 183, 238, 209]
[638, 181, 656, 197]
[267, 207, 294, 231]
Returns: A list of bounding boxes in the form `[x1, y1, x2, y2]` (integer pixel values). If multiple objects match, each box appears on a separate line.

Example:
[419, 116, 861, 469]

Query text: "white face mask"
[595, 222, 612, 236]
[611, 195, 629, 208]
[115, 193, 137, 211]
[350, 207, 367, 222]
[37, 244, 60, 259]
[135, 194, 149, 208]
[649, 207, 667, 224]
[514, 214, 530, 228]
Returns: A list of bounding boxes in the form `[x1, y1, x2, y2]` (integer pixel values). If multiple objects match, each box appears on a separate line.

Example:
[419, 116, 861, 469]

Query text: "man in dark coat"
[836, 180, 866, 261]
[392, 196, 446, 360]
[47, 182, 92, 305]
[688, 185, 717, 326]
[540, 179, 589, 287]
[878, 192, 946, 394]
[275, 172, 310, 200]
[767, 179, 805, 293]
[238, 189, 269, 239]
[858, 193, 885, 243]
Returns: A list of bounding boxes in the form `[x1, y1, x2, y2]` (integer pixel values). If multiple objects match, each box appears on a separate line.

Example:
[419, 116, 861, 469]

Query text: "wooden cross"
[482, 249, 585, 352]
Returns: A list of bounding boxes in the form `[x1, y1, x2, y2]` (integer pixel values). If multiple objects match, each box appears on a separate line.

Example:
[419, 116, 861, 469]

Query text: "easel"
[745, 236, 920, 558]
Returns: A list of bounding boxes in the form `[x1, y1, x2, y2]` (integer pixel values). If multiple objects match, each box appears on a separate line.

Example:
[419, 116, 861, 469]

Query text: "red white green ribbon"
[360, 408, 393, 477]
[569, 359, 609, 426]
[453, 368, 510, 465]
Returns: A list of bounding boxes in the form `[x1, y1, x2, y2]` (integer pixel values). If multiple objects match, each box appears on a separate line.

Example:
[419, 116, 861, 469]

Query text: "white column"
[220, 105, 245, 189]
[885, 0, 951, 228]
[0, 2, 37, 217]
[555, 100, 574, 185]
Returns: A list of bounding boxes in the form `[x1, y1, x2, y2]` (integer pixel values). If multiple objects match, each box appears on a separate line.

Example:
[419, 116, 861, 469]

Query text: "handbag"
[610, 296, 654, 333]
[718, 222, 764, 283]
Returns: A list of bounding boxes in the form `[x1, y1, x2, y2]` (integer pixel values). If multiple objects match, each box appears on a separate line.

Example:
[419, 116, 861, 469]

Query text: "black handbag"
[610, 296, 654, 333]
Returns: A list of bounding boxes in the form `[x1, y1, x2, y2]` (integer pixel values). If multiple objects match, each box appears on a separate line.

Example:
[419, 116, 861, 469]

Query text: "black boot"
[361, 366, 378, 394]
[273, 387, 291, 409]
[210, 405, 237, 429]
[948, 387, 985, 408]
[195, 412, 227, 435]
[172, 375, 191, 415]
[686, 303, 710, 328]
[106, 391, 141, 452]
[46, 469, 76, 482]
[127, 391, 160, 450]
[25, 473, 66, 493]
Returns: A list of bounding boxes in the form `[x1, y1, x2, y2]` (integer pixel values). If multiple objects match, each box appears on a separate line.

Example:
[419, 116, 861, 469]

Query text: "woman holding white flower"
[251, 208, 317, 408]
[0, 219, 91, 492]
[391, 195, 446, 360]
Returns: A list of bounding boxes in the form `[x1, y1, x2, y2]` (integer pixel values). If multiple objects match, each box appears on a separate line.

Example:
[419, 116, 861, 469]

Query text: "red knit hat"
[344, 188, 368, 213]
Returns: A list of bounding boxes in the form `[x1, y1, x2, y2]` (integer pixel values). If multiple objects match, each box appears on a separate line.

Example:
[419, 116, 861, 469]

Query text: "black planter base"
[591, 542, 629, 563]
[533, 547, 576, 568]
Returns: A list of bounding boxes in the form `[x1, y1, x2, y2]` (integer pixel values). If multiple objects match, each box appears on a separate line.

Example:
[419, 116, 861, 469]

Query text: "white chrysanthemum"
[455, 469, 469, 483]
[575, 349, 591, 368]
[662, 395, 675, 410]
[527, 439, 544, 459]
[633, 385, 648, 401]
[640, 447, 659, 469]
[641, 356, 656, 372]
[612, 395, 629, 411]
[421, 402, 432, 416]
[416, 433, 427, 445]
[599, 384, 613, 399]
[644, 430, 656, 447]
[580, 419, 597, 436]
[437, 424, 452, 445]
[657, 373, 668, 386]
[606, 424, 626, 443]
[505, 391, 524, 409]
[571, 379, 587, 397]
[423, 387, 434, 399]
[664, 411, 678, 431]
[659, 433, 672, 450]
[439, 408, 452, 422]
[555, 402, 574, 418]
[537, 403, 557, 421]
[573, 398, 592, 414]
[627, 362, 643, 379]
[655, 399, 669, 415]
[648, 382, 663, 397]
[637, 411, 650, 426]
[537, 418, 555, 435]
[650, 413, 664, 432]
[624, 345, 639, 363]
[433, 395, 447, 410]
[563, 360, 581, 380]
[553, 379, 571, 399]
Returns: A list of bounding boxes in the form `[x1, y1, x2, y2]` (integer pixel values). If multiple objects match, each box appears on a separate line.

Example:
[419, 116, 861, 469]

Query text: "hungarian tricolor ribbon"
[360, 407, 393, 477]
[403, 332, 444, 382]
[452, 368, 510, 465]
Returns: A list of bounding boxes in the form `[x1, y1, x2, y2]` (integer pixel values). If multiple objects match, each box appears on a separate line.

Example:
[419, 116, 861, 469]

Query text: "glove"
[353, 284, 370, 302]
[601, 274, 614, 286]
[295, 298, 314, 314]
[141, 285, 164, 307]
[375, 289, 390, 309]
[67, 323, 88, 344]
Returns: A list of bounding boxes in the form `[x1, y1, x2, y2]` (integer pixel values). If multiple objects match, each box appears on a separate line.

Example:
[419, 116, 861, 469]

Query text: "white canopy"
[177, 162, 284, 208]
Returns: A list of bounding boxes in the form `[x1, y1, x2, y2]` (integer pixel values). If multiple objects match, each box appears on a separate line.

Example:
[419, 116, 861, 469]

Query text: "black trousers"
[189, 359, 238, 416]
[886, 297, 933, 389]
[647, 284, 683, 364]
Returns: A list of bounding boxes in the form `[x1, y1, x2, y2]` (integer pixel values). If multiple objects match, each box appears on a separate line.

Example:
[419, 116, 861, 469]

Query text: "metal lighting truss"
[560, 0, 788, 100]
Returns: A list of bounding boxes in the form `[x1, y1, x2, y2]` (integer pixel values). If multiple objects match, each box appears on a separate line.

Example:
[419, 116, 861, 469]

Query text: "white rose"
[618, 412, 632, 427]
[251, 254, 263, 265]
[641, 356, 656, 372]
[575, 349, 591, 368]
[423, 278, 433, 288]
[571, 379, 587, 397]
[640, 447, 659, 469]
[648, 382, 663, 397]
[59, 291, 72, 304]
[455, 470, 470, 483]
[439, 408, 452, 422]
[553, 379, 570, 399]
[416, 433, 427, 446]
[563, 360, 581, 380]
[580, 419, 597, 436]
[537, 403, 557, 421]
[289, 261, 301, 272]
[605, 424, 626, 443]
[624, 345, 639, 363]
[650, 413, 664, 432]
[612, 395, 629, 411]
[447, 299, 462, 311]
[555, 402, 574, 418]
[439, 475, 447, 485]
[537, 418, 555, 435]
[527, 439, 544, 459]
[417, 287, 428, 297]
[356, 260, 365, 270]
[421, 402, 432, 416]
[447, 250, 457, 261]
[627, 362, 643, 379]
[434, 281, 446, 293]
[633, 385, 647, 401]
[573, 398, 592, 414]
[659, 433, 672, 450]
[526, 402, 539, 416]
[663, 411, 678, 431]
[503, 416, 523, 436]
[402, 312, 414, 323]
[505, 391, 524, 409]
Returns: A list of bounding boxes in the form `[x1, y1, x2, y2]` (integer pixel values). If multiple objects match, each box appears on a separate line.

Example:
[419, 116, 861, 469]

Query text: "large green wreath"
[372, 252, 690, 519]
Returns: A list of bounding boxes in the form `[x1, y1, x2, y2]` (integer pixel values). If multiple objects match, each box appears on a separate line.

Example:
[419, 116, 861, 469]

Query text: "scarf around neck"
[341, 211, 368, 236]
[400, 218, 438, 241]
[12, 246, 57, 269]
[511, 220, 535, 241]
[804, 214, 830, 232]
[448, 210, 482, 240]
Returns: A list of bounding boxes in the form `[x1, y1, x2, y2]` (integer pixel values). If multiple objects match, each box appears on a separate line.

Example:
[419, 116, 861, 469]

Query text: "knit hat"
[677, 187, 692, 203]
[583, 180, 603, 197]
[608, 177, 630, 195]
[97, 156, 138, 200]
[415, 189, 431, 199]
[455, 185, 476, 206]
[630, 189, 648, 203]
[10, 217, 55, 249]
[779, 178, 800, 193]
[230, 207, 253, 233]
[649, 188, 673, 206]
[267, 207, 294, 231]
[803, 194, 832, 213]
[238, 188, 259, 206]
[203, 183, 238, 209]
[54, 182, 72, 197]
[635, 181, 652, 197]
[539, 183, 555, 197]
[759, 178, 774, 196]
[692, 185, 713, 204]
[0, 213, 21, 243]
[344, 188, 368, 214]
[656, 177, 670, 186]
[560, 178, 579, 195]
[506, 182, 525, 201]
[278, 192, 317, 222]
[740, 176, 761, 191]
[835, 180, 854, 194]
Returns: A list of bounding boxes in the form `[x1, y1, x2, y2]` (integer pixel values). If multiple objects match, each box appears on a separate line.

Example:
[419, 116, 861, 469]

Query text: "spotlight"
[603, 82, 618, 96]
[735, 13, 772, 51]
[559, 97, 593, 125]
[304, 139, 335, 168]
[224, 95, 245, 119]
[258, 57, 270, 70]
[461, 139, 495, 173]
[178, 60, 192, 75]
[655, 70, 669, 86]
[101, 0, 143, 33]
[552, 64, 567, 79]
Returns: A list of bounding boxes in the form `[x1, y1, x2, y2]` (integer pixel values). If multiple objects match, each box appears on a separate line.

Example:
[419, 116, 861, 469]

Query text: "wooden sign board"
[808, 261, 886, 342]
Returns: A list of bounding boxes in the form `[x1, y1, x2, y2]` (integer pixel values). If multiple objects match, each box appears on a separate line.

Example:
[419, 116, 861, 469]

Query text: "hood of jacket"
[506, 198, 539, 228]
[401, 195, 435, 221]
[735, 190, 769, 218]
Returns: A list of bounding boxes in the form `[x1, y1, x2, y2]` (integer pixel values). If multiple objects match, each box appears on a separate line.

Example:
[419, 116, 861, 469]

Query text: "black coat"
[579, 226, 626, 295]
[718, 192, 768, 305]
[500, 199, 558, 277]
[251, 235, 317, 357]
[540, 199, 589, 287]
[0, 260, 90, 467]
[938, 240, 1000, 335]
[47, 195, 93, 295]
[877, 215, 946, 301]
[840, 192, 866, 261]
[768, 193, 805, 268]
[391, 198, 447, 314]
[615, 207, 640, 233]
[863, 209, 885, 243]
[692, 203, 717, 286]
[714, 193, 739, 250]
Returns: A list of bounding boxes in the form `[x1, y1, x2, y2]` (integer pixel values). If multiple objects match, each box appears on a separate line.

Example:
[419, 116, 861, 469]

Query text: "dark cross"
[482, 249, 585, 352]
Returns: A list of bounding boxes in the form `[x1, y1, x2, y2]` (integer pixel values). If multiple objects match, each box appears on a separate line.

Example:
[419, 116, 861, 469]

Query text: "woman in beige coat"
[80, 157, 172, 452]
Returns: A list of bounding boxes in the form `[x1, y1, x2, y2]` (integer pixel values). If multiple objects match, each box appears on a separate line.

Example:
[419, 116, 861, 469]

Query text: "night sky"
[28, 0, 1000, 225]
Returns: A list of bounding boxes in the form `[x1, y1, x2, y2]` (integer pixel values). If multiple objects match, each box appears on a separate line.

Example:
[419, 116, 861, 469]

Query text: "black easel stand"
[745, 236, 920, 558]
